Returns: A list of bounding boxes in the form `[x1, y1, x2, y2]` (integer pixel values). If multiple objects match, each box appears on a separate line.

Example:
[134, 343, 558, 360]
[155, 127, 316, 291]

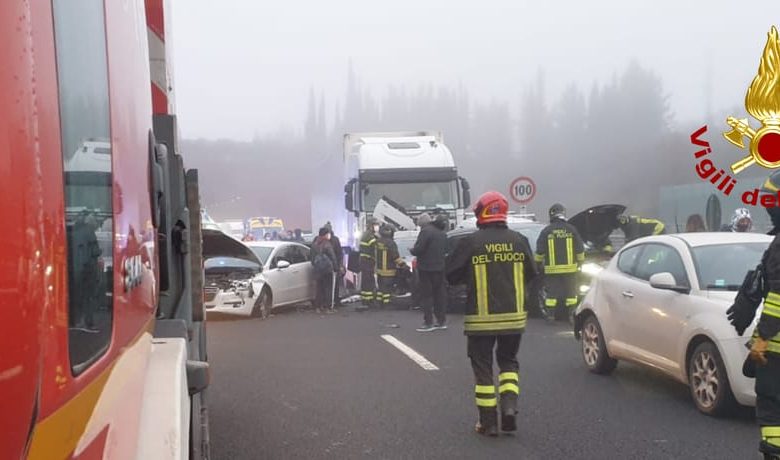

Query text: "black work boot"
[760, 441, 780, 460]
[501, 407, 517, 433]
[475, 408, 498, 437]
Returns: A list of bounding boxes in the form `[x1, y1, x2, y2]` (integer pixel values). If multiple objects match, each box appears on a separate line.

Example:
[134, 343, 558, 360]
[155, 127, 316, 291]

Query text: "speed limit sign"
[509, 177, 536, 204]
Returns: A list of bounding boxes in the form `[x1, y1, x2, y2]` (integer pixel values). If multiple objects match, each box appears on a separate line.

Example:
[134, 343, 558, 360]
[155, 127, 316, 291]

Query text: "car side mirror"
[649, 272, 690, 294]
[276, 259, 291, 269]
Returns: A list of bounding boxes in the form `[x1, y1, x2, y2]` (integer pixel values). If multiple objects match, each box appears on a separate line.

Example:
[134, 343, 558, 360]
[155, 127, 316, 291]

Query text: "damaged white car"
[203, 229, 315, 317]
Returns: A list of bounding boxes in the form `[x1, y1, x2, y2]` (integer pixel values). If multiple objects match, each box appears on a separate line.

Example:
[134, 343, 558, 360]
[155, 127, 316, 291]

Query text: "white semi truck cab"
[343, 131, 471, 249]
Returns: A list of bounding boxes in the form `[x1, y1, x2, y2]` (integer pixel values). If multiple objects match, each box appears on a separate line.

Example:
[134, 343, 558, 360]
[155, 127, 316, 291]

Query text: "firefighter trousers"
[377, 274, 395, 306]
[467, 334, 522, 427]
[757, 355, 780, 457]
[360, 266, 377, 306]
[544, 273, 579, 318]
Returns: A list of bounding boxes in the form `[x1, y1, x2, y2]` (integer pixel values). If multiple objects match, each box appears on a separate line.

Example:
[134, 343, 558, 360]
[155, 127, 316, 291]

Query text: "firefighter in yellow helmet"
[536, 203, 585, 321]
[727, 171, 780, 459]
[446, 191, 538, 436]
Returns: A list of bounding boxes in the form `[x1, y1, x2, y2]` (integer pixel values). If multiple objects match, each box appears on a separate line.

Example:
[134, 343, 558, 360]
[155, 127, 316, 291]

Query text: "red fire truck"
[1, 0, 209, 458]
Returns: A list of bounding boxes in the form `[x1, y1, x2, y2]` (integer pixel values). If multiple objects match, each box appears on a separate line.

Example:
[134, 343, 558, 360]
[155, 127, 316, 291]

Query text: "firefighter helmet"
[474, 191, 509, 225]
[549, 203, 566, 221]
[379, 224, 394, 238]
[761, 171, 780, 233]
[617, 214, 630, 226]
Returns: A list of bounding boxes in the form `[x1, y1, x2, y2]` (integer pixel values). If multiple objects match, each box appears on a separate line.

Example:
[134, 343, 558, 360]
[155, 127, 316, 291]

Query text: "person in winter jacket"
[617, 214, 665, 242]
[324, 222, 345, 306]
[312, 227, 338, 314]
[411, 212, 449, 331]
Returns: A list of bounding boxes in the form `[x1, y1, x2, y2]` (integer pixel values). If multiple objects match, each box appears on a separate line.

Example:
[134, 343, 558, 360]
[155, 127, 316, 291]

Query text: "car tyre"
[251, 288, 272, 319]
[580, 315, 617, 375]
[688, 341, 737, 416]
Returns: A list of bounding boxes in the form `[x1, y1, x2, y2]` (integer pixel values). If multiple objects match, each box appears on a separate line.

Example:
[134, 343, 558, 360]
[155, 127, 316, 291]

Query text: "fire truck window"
[53, 0, 113, 373]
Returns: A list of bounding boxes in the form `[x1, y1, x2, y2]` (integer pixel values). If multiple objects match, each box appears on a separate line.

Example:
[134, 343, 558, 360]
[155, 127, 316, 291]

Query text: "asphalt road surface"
[206, 306, 757, 460]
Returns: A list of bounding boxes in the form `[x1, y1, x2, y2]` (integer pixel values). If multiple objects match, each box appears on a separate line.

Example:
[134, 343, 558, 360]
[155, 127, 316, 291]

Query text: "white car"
[574, 232, 771, 415]
[203, 230, 315, 317]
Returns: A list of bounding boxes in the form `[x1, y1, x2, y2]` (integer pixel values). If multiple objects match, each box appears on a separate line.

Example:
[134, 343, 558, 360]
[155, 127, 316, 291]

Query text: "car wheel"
[251, 288, 272, 319]
[688, 341, 737, 416]
[580, 315, 617, 375]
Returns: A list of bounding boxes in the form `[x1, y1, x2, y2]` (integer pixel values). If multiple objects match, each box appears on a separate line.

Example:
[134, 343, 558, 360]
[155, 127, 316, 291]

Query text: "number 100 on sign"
[510, 177, 536, 204]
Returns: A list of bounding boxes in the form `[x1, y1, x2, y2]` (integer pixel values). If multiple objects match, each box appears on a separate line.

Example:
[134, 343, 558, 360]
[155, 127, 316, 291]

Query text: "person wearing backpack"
[312, 227, 337, 314]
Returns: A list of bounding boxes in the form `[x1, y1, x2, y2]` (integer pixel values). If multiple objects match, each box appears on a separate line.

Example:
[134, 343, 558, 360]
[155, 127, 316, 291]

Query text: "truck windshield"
[361, 181, 457, 211]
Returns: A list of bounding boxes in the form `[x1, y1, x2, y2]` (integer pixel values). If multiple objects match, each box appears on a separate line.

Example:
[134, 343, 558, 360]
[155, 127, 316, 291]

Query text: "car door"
[293, 245, 315, 302]
[622, 243, 692, 374]
[285, 244, 310, 303]
[265, 245, 293, 305]
[598, 244, 644, 352]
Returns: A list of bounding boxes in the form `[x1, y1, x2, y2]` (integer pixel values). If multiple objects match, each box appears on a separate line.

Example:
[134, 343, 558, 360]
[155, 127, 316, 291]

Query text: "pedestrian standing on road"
[312, 227, 338, 314]
[324, 222, 345, 307]
[358, 217, 380, 311]
[446, 191, 538, 436]
[411, 212, 448, 332]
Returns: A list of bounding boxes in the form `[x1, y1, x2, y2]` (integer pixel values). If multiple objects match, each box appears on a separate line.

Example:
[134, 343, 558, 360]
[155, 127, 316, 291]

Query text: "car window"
[271, 247, 291, 268]
[633, 244, 689, 286]
[289, 245, 309, 264]
[617, 245, 642, 276]
[692, 242, 768, 291]
[54, 0, 113, 374]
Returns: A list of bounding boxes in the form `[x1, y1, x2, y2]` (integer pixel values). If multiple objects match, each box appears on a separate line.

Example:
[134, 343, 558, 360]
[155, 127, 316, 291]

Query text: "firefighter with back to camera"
[446, 191, 538, 436]
[376, 223, 406, 308]
[535, 203, 585, 322]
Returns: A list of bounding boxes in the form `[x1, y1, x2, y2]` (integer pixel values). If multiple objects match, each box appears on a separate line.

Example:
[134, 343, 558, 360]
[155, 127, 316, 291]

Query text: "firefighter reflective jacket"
[446, 226, 538, 335]
[535, 219, 584, 275]
[376, 237, 403, 277]
[754, 234, 780, 353]
[621, 216, 665, 242]
[360, 230, 377, 269]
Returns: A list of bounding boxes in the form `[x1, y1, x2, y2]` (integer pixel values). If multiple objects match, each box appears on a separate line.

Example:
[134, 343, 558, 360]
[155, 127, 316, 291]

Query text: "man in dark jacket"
[411, 212, 449, 331]
[312, 227, 338, 314]
[324, 222, 344, 307]
[446, 191, 538, 436]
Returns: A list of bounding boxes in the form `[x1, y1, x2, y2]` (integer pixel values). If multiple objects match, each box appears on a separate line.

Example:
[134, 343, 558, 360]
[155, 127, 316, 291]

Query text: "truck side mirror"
[344, 179, 356, 212]
[460, 177, 471, 207]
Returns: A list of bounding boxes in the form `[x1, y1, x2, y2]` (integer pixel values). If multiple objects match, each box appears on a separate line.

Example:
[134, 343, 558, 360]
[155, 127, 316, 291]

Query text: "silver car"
[575, 232, 771, 415]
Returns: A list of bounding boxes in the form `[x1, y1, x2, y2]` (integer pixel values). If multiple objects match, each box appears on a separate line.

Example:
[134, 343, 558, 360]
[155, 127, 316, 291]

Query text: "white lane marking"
[380, 334, 440, 371]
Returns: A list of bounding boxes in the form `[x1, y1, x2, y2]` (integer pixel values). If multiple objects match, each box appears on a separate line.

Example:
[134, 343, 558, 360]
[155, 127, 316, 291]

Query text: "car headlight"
[580, 262, 604, 276]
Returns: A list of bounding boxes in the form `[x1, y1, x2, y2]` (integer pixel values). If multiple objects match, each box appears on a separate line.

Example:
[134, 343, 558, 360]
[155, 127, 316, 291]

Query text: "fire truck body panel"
[2, 0, 202, 458]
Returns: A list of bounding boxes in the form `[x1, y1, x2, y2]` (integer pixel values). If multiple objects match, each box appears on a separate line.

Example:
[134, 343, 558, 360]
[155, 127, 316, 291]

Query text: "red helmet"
[474, 191, 508, 225]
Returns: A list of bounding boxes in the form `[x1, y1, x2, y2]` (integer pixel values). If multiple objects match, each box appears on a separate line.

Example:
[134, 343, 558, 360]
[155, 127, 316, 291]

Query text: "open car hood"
[202, 228, 262, 266]
[569, 204, 626, 245]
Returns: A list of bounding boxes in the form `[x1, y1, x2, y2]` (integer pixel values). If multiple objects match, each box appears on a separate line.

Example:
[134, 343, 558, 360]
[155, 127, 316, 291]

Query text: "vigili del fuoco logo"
[692, 26, 780, 207]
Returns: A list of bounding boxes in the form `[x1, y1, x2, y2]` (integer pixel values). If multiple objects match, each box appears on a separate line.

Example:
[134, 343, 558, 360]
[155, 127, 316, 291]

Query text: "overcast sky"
[171, 0, 780, 141]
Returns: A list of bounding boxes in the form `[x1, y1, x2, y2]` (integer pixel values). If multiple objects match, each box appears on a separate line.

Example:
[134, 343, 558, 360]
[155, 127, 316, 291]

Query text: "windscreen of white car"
[205, 257, 261, 272]
[250, 246, 274, 266]
[692, 242, 768, 291]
